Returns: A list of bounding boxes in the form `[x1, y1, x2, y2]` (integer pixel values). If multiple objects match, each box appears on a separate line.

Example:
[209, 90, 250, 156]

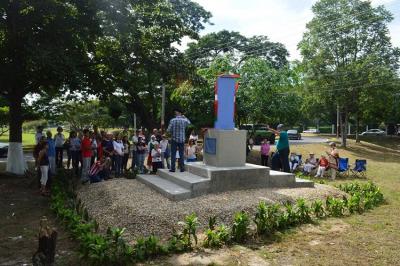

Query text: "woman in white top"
[186, 139, 197, 162]
[159, 135, 170, 169]
[189, 130, 198, 143]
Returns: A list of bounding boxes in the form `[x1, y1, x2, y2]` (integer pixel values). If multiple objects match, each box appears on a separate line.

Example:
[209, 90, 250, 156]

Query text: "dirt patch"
[0, 174, 80, 266]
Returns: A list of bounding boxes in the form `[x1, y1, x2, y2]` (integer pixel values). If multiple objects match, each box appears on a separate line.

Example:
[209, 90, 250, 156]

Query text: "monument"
[137, 74, 313, 201]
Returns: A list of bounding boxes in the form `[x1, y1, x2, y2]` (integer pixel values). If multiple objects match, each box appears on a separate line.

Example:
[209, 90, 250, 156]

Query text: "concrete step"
[157, 169, 210, 192]
[295, 177, 315, 188]
[268, 170, 296, 187]
[136, 174, 191, 201]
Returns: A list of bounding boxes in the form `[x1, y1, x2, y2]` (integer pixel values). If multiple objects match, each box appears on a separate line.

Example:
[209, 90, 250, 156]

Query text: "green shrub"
[295, 198, 312, 224]
[254, 202, 280, 235]
[311, 199, 326, 218]
[326, 196, 346, 217]
[22, 119, 48, 132]
[203, 224, 230, 248]
[177, 213, 200, 250]
[231, 211, 250, 243]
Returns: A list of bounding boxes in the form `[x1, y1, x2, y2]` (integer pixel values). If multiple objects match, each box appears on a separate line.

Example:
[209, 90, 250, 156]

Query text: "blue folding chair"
[337, 158, 350, 177]
[351, 159, 367, 178]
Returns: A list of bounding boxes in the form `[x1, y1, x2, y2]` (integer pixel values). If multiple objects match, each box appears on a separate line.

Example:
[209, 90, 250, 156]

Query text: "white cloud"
[190, 0, 400, 60]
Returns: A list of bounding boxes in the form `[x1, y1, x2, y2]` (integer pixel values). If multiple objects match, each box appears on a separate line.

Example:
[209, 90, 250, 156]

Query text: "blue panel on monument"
[215, 77, 236, 130]
[204, 137, 216, 154]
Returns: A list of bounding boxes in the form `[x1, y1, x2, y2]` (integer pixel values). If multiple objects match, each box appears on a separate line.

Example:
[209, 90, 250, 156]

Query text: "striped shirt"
[167, 115, 191, 143]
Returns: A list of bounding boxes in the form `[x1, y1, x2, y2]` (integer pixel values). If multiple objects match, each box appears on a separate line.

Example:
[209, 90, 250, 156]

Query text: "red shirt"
[81, 137, 92, 158]
[319, 157, 329, 167]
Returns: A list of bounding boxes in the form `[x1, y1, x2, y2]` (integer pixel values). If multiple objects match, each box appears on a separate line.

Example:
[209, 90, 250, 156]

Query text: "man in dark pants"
[167, 108, 191, 172]
[268, 124, 290, 173]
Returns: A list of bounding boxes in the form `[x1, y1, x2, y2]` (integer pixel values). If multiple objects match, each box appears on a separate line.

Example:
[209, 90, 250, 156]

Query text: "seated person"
[315, 154, 329, 178]
[289, 152, 301, 172]
[89, 157, 111, 183]
[303, 153, 317, 174]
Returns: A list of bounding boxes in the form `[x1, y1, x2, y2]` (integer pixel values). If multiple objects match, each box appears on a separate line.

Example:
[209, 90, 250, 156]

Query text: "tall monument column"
[203, 74, 247, 167]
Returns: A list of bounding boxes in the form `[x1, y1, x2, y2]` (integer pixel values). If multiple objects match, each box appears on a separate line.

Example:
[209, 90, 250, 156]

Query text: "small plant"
[203, 224, 230, 248]
[295, 198, 312, 224]
[254, 202, 280, 235]
[326, 196, 346, 217]
[208, 216, 217, 230]
[231, 211, 250, 243]
[311, 199, 326, 218]
[279, 202, 299, 229]
[177, 213, 200, 250]
[347, 193, 364, 214]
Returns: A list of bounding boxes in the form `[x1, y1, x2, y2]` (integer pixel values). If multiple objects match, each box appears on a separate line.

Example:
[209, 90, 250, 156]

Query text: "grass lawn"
[248, 137, 400, 265]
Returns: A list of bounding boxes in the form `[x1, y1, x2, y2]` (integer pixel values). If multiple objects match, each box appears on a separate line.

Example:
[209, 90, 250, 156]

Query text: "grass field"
[153, 136, 400, 265]
[233, 136, 400, 265]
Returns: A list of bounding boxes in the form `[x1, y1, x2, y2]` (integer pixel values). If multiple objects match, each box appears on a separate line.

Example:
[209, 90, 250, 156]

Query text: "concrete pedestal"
[203, 129, 246, 167]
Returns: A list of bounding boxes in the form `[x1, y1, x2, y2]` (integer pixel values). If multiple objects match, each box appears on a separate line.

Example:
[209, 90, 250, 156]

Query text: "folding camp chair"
[337, 157, 350, 177]
[351, 159, 367, 178]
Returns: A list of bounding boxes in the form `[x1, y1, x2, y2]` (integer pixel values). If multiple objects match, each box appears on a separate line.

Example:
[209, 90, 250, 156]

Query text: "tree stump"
[32, 217, 57, 266]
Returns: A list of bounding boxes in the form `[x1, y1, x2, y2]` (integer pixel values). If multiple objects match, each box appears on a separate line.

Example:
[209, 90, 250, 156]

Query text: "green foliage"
[278, 202, 299, 229]
[177, 213, 200, 250]
[22, 119, 48, 132]
[311, 199, 326, 218]
[203, 224, 230, 248]
[231, 211, 250, 243]
[295, 198, 312, 224]
[0, 106, 9, 136]
[254, 202, 281, 235]
[325, 196, 346, 217]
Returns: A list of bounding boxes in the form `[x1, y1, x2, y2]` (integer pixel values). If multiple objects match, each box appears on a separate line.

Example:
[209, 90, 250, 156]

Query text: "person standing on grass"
[80, 129, 92, 183]
[260, 139, 270, 166]
[70, 131, 81, 175]
[268, 124, 290, 173]
[54, 126, 65, 168]
[37, 141, 50, 196]
[64, 132, 72, 169]
[90, 131, 97, 166]
[326, 142, 339, 180]
[167, 108, 191, 172]
[151, 142, 162, 173]
[46, 131, 56, 175]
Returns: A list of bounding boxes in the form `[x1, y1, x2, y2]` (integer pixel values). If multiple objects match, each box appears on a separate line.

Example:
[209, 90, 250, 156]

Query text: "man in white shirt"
[54, 126, 65, 168]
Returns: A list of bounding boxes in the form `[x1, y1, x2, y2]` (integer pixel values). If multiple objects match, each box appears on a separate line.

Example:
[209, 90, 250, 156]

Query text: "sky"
[185, 0, 400, 60]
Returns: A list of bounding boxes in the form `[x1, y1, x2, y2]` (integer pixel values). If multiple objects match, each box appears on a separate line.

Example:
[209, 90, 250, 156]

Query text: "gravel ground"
[77, 179, 346, 242]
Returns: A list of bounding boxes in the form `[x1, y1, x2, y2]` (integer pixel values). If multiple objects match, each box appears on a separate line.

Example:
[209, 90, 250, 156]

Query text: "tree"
[0, 0, 103, 174]
[91, 0, 211, 129]
[299, 0, 399, 146]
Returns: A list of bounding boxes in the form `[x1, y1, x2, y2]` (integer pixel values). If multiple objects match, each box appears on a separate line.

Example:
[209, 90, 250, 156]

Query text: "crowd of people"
[32, 109, 198, 195]
[257, 123, 340, 180]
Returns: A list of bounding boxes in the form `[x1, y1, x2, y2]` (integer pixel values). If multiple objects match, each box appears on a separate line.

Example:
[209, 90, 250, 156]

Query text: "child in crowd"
[147, 135, 158, 172]
[315, 154, 329, 178]
[54, 126, 65, 168]
[37, 141, 50, 196]
[186, 139, 197, 162]
[151, 142, 162, 173]
[289, 152, 300, 172]
[160, 134, 170, 169]
[64, 132, 72, 169]
[248, 135, 254, 150]
[260, 139, 270, 166]
[70, 131, 81, 175]
[90, 131, 97, 166]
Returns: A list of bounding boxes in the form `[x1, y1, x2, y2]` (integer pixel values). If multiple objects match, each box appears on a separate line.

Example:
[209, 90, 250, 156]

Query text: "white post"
[348, 124, 351, 135]
[366, 125, 368, 131]
[332, 124, 334, 134]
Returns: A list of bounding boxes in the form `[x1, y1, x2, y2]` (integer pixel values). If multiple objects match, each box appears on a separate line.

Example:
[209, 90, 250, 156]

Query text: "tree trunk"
[6, 92, 27, 175]
[341, 111, 347, 148]
[32, 217, 57, 266]
[355, 113, 360, 143]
